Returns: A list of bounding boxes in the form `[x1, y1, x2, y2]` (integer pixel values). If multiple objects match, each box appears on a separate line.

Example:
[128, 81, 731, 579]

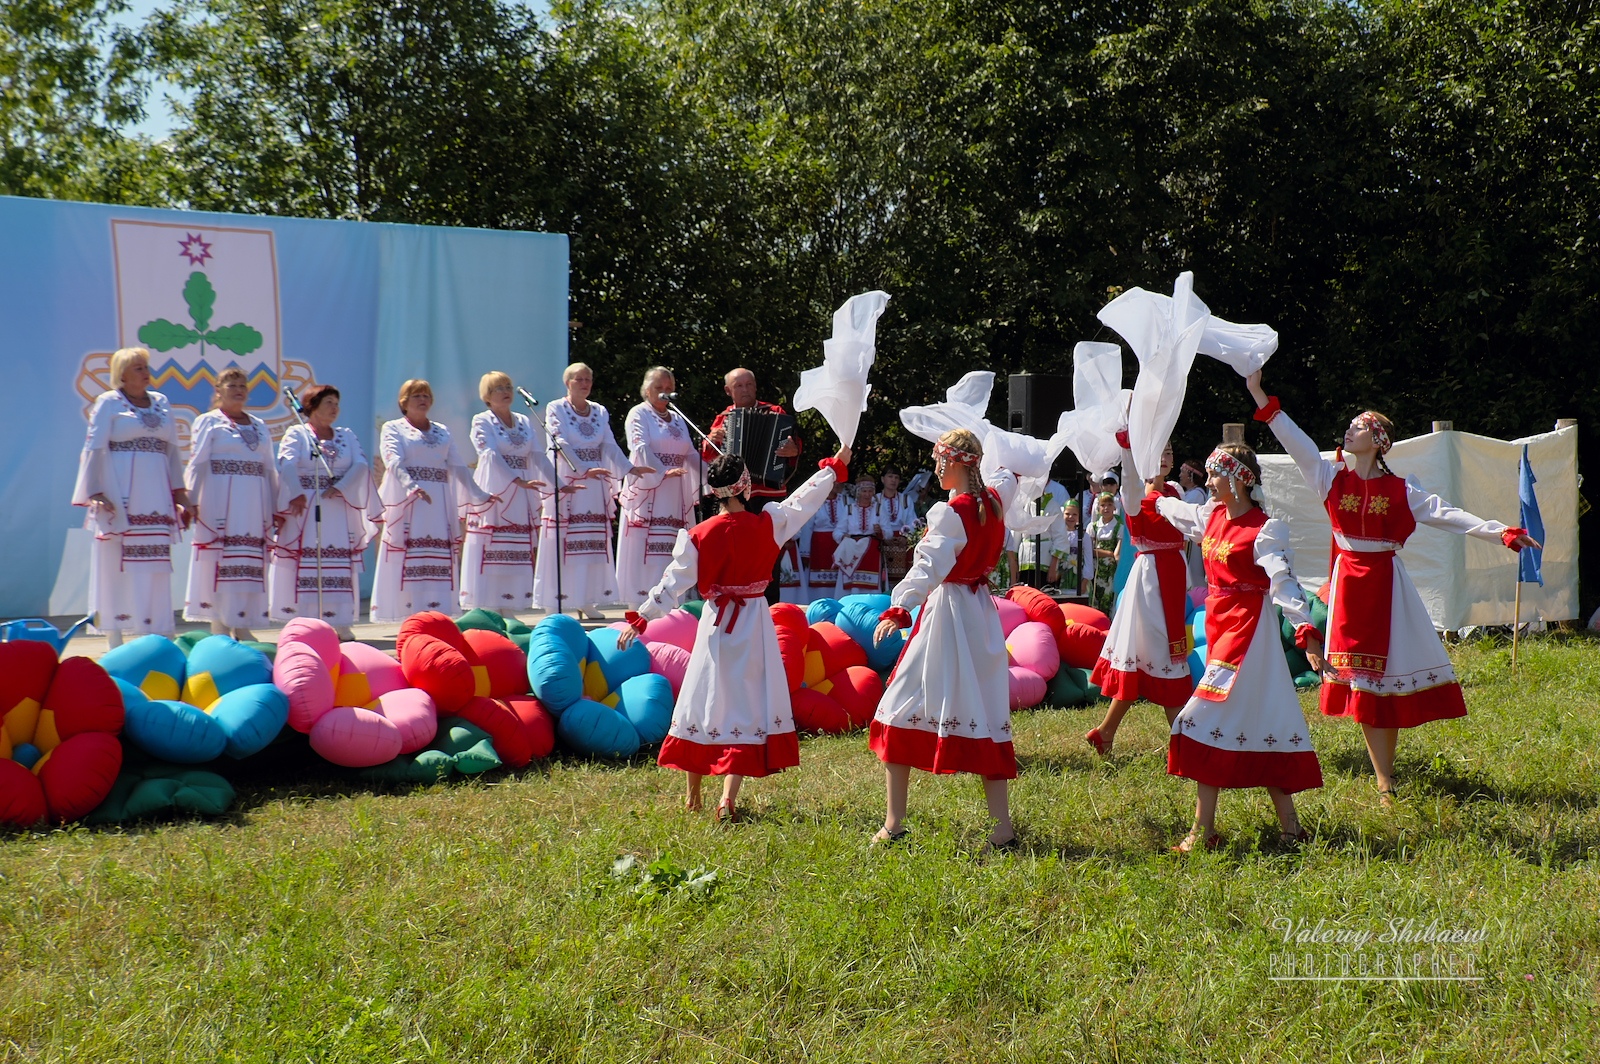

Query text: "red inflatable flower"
[0, 642, 124, 827]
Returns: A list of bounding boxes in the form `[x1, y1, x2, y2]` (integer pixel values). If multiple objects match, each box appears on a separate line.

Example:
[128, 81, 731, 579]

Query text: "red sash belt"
[1327, 549, 1394, 681]
[1196, 585, 1267, 702]
[708, 581, 769, 634]
[1140, 545, 1190, 662]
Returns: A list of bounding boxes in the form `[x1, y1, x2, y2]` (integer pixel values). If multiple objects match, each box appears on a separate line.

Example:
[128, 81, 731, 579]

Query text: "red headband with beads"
[933, 440, 979, 466]
[1353, 412, 1392, 455]
[1205, 448, 1257, 487]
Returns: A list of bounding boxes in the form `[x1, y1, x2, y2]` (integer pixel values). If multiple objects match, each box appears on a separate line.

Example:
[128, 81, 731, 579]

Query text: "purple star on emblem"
[178, 232, 213, 266]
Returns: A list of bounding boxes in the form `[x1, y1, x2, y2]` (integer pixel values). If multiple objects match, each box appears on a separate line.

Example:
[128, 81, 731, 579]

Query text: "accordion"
[725, 407, 798, 491]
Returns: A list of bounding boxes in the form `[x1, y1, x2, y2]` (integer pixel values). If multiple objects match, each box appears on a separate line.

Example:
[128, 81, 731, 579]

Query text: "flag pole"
[1512, 577, 1522, 672]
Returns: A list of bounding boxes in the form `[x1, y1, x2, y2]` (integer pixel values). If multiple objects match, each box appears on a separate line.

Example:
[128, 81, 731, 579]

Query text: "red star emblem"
[178, 232, 213, 266]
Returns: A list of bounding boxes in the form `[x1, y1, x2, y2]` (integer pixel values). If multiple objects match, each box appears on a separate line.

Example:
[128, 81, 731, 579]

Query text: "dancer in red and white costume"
[1155, 443, 1324, 852]
[1246, 370, 1539, 803]
[871, 429, 1020, 852]
[1086, 437, 1193, 754]
[618, 443, 852, 822]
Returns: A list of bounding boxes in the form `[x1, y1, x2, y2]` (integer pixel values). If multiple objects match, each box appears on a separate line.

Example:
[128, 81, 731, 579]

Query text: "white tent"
[1257, 423, 1578, 629]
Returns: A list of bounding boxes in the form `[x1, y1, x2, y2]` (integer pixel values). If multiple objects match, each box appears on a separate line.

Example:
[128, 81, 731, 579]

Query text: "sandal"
[1279, 827, 1311, 847]
[1085, 728, 1112, 757]
[979, 834, 1020, 857]
[1377, 784, 1398, 809]
[871, 826, 910, 846]
[715, 799, 738, 824]
[1171, 828, 1223, 854]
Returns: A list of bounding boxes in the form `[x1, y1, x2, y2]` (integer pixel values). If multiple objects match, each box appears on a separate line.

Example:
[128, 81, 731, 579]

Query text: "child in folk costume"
[1059, 499, 1086, 594]
[617, 444, 853, 821]
[871, 430, 1020, 852]
[803, 480, 846, 600]
[1086, 438, 1194, 756]
[1085, 491, 1124, 614]
[1245, 370, 1539, 805]
[834, 474, 883, 594]
[876, 468, 916, 586]
[1154, 444, 1324, 852]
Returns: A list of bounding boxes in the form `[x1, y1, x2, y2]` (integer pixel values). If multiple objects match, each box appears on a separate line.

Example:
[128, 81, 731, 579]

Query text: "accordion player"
[723, 406, 800, 493]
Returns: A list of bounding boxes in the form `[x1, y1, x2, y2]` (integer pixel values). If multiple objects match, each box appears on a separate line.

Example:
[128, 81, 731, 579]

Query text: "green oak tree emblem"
[136, 271, 264, 358]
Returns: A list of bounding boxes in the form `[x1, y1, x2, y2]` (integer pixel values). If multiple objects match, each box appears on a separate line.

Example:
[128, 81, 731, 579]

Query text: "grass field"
[3, 636, 1598, 1062]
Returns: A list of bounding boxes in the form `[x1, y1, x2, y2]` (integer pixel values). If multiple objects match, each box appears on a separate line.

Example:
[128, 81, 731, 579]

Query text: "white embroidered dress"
[371, 419, 484, 622]
[871, 469, 1020, 777]
[184, 409, 278, 627]
[460, 410, 555, 612]
[636, 466, 841, 776]
[269, 424, 379, 626]
[535, 398, 629, 611]
[1155, 497, 1322, 792]
[616, 402, 702, 602]
[72, 389, 186, 636]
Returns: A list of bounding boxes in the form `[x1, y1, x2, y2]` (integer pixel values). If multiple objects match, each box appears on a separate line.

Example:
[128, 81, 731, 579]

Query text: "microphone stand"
[523, 388, 572, 617]
[282, 388, 339, 622]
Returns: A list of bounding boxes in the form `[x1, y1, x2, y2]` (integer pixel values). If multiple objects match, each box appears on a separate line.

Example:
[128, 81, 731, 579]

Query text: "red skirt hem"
[869, 720, 1017, 780]
[1319, 680, 1467, 729]
[657, 732, 800, 778]
[1089, 658, 1193, 708]
[1166, 733, 1322, 793]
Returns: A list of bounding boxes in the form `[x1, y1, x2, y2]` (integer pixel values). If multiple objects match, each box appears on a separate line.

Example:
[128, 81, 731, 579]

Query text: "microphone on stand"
[658, 392, 677, 401]
[517, 387, 540, 408]
[283, 385, 303, 413]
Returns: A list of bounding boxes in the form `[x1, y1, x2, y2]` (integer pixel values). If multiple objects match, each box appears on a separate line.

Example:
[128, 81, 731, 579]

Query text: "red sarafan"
[0, 642, 125, 827]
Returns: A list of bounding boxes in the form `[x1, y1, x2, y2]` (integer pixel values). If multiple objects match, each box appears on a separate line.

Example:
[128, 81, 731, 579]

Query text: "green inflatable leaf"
[183, 271, 217, 332]
[455, 608, 508, 635]
[137, 318, 200, 352]
[205, 323, 264, 356]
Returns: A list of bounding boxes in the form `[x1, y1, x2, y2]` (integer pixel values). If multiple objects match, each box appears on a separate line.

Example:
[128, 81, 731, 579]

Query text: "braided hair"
[935, 428, 995, 524]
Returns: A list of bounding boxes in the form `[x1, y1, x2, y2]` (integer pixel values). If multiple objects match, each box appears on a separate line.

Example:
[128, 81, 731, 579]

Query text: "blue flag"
[1518, 445, 1544, 586]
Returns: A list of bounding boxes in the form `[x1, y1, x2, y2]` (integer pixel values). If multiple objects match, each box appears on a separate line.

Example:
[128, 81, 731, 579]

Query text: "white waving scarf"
[1097, 272, 1208, 484]
[900, 370, 1070, 532]
[1098, 273, 1279, 480]
[793, 290, 890, 448]
[1055, 341, 1131, 477]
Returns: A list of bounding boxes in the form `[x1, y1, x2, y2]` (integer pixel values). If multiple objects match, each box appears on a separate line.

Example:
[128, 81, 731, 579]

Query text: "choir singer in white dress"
[460, 371, 555, 617]
[270, 384, 380, 638]
[535, 363, 650, 618]
[616, 367, 702, 603]
[184, 367, 277, 640]
[73, 346, 193, 647]
[371, 379, 489, 622]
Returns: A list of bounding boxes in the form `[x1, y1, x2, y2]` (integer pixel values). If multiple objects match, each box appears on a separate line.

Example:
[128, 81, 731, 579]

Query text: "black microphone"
[283, 385, 303, 413]
[517, 387, 540, 407]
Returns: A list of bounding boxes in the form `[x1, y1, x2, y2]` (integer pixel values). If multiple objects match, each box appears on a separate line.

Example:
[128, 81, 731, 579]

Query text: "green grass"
[3, 636, 1599, 1062]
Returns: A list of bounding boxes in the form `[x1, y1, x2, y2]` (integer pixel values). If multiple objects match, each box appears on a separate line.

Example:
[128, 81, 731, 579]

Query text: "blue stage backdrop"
[0, 195, 569, 618]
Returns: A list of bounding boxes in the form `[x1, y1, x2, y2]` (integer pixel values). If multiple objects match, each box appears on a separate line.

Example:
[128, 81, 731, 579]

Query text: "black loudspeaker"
[1007, 372, 1072, 438]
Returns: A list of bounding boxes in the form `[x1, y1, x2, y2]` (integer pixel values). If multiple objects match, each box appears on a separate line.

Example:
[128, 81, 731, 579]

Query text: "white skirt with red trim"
[871, 581, 1015, 779]
[1167, 596, 1322, 793]
[656, 595, 799, 778]
[1089, 551, 1194, 708]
